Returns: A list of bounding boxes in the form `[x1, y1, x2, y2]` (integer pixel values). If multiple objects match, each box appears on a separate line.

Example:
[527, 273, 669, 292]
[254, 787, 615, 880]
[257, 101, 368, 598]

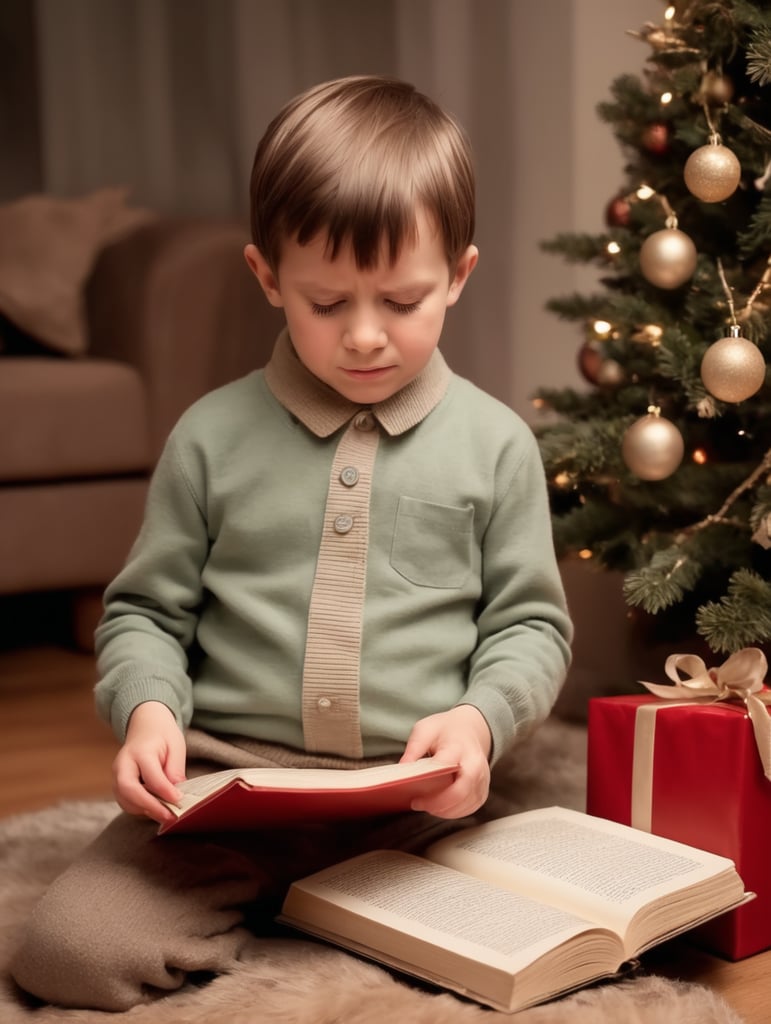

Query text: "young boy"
[11, 75, 572, 1010]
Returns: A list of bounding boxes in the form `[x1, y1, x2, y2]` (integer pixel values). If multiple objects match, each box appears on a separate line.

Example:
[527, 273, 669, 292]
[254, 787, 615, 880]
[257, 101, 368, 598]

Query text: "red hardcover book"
[158, 757, 458, 835]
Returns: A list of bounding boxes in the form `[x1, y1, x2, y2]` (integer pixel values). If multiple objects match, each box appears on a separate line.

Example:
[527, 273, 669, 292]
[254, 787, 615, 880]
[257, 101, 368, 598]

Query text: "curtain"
[32, 0, 653, 410]
[33, 0, 514, 400]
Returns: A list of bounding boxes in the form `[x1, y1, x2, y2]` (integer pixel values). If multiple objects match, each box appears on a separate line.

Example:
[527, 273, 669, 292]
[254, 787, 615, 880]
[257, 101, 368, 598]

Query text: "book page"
[164, 757, 456, 816]
[281, 849, 622, 1009]
[426, 807, 739, 940]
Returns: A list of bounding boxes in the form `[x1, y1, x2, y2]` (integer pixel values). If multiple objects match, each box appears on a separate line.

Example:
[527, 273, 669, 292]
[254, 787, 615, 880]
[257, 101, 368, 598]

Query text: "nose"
[343, 308, 387, 353]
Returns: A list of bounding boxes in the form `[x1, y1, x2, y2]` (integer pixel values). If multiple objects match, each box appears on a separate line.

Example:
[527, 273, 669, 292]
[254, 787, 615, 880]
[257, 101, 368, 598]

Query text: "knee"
[11, 885, 138, 1011]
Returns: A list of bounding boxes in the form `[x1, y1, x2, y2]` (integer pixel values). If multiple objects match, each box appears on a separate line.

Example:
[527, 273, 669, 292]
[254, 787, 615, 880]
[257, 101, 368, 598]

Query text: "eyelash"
[310, 300, 422, 317]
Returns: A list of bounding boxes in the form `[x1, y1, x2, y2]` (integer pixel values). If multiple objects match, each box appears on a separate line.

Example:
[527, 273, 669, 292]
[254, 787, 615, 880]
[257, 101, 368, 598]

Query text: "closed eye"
[387, 300, 422, 315]
[311, 301, 343, 316]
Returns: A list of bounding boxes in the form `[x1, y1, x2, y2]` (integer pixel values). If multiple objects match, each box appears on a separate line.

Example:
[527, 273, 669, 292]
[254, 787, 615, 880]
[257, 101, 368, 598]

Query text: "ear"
[244, 244, 284, 308]
[446, 245, 479, 307]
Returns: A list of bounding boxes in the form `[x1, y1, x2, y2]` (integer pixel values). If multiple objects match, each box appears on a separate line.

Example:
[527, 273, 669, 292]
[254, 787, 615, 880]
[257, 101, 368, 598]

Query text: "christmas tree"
[535, 0, 771, 654]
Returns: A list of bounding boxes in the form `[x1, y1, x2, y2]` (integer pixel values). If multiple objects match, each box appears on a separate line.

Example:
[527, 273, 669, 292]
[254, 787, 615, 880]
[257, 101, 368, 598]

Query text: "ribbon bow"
[641, 647, 771, 780]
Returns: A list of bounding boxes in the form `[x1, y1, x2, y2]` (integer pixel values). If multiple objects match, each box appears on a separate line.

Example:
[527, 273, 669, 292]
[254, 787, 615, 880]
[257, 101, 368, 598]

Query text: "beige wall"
[509, 1, 655, 419]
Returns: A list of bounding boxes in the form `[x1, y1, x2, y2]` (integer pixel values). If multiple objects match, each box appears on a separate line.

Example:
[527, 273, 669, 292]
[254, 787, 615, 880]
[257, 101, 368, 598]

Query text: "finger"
[138, 756, 184, 805]
[163, 736, 188, 787]
[400, 722, 440, 764]
[113, 777, 174, 822]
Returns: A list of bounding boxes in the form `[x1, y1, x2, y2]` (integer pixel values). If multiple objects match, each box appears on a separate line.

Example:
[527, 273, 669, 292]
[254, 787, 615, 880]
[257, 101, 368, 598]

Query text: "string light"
[636, 184, 655, 200]
[664, 5, 675, 21]
[660, 91, 673, 105]
[692, 448, 708, 465]
[579, 549, 593, 560]
[607, 241, 622, 255]
[593, 320, 613, 338]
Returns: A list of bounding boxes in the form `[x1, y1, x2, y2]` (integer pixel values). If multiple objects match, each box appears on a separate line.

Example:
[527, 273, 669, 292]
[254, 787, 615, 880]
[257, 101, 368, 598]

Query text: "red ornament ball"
[605, 195, 632, 228]
[641, 123, 669, 155]
[577, 341, 604, 384]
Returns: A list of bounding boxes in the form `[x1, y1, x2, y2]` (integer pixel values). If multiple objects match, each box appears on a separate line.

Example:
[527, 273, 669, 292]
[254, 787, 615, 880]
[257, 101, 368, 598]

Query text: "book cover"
[159, 758, 458, 834]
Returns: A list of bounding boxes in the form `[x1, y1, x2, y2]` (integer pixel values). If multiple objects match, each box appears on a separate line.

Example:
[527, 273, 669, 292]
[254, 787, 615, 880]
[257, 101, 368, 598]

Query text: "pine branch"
[623, 547, 703, 613]
[746, 25, 771, 85]
[679, 447, 771, 537]
[696, 569, 771, 652]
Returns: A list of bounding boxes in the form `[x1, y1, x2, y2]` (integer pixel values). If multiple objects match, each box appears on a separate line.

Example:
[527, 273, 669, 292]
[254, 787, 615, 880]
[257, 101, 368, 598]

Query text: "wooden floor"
[1, 639, 769, 1023]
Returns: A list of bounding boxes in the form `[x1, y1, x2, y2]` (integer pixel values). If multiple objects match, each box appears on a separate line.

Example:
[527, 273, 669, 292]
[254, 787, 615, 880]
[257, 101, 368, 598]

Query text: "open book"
[278, 806, 749, 1013]
[158, 757, 457, 834]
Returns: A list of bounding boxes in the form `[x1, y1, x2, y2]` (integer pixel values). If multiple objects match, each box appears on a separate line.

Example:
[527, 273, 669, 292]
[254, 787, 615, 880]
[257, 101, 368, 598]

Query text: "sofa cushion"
[0, 189, 154, 356]
[0, 478, 148, 592]
[0, 358, 152, 482]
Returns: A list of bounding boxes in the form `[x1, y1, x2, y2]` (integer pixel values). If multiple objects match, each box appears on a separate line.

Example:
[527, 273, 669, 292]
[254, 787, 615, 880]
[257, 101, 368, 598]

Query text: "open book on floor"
[157, 757, 457, 834]
[277, 805, 750, 1014]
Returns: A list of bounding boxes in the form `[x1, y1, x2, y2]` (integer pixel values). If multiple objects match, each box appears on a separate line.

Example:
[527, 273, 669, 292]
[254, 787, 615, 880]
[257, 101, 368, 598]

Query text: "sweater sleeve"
[460, 429, 573, 763]
[94, 430, 208, 741]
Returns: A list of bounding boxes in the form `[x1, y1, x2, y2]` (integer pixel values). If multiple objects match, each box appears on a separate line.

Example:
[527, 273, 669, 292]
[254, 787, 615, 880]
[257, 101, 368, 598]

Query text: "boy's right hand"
[111, 701, 187, 823]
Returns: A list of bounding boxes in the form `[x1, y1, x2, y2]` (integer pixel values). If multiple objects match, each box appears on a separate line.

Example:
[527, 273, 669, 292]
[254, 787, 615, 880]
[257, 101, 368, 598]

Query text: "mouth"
[341, 366, 395, 380]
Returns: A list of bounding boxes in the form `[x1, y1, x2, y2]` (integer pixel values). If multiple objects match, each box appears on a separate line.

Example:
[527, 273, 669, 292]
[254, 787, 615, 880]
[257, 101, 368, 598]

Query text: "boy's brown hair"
[249, 75, 475, 274]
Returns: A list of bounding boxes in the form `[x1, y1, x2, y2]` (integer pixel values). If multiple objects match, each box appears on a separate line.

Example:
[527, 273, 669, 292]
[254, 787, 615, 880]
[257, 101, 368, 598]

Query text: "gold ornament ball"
[622, 414, 684, 481]
[639, 228, 698, 289]
[701, 71, 734, 106]
[684, 144, 741, 203]
[700, 335, 766, 403]
[596, 358, 624, 386]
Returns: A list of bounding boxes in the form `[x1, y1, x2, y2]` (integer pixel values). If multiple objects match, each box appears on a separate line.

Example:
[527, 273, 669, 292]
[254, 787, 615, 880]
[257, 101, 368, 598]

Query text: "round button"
[317, 697, 332, 711]
[340, 466, 359, 487]
[333, 514, 354, 534]
[353, 411, 375, 432]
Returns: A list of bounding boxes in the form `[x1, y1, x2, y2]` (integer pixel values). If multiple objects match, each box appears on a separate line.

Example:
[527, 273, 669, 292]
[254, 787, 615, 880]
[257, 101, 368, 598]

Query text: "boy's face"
[245, 209, 477, 405]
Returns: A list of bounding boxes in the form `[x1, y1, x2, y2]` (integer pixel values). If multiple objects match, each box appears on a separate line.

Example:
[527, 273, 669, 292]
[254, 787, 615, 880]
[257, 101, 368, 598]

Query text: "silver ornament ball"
[639, 229, 698, 289]
[622, 413, 684, 481]
[684, 143, 741, 203]
[700, 334, 766, 403]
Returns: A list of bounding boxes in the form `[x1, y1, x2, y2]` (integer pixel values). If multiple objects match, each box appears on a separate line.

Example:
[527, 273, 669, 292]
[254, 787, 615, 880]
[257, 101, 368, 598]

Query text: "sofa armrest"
[86, 217, 284, 459]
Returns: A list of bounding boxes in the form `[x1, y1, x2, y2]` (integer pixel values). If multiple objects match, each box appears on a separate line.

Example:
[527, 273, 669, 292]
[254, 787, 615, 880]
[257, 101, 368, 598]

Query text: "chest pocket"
[390, 496, 474, 589]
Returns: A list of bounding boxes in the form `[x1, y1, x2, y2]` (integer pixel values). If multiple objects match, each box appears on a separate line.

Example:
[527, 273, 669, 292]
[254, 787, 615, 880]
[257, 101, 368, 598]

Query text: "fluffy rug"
[0, 718, 744, 1023]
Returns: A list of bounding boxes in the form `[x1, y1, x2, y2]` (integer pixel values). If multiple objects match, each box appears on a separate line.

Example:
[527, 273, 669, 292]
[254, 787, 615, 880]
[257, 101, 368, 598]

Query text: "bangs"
[250, 76, 475, 272]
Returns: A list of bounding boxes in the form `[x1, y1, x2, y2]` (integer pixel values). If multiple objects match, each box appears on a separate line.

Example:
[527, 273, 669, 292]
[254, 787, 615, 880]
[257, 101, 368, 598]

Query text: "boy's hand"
[111, 701, 187, 823]
[400, 704, 492, 819]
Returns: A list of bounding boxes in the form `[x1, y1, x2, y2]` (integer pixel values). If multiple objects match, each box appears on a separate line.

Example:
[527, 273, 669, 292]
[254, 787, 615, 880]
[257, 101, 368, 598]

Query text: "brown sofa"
[0, 205, 282, 646]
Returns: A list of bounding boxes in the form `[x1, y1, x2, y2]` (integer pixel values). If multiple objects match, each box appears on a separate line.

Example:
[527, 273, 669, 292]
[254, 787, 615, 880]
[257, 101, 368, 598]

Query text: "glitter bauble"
[639, 228, 698, 289]
[684, 143, 741, 202]
[622, 413, 684, 481]
[700, 334, 766, 403]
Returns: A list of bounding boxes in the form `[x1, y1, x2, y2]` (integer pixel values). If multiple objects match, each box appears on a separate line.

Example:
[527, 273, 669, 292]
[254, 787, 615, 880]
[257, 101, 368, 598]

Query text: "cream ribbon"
[640, 647, 771, 782]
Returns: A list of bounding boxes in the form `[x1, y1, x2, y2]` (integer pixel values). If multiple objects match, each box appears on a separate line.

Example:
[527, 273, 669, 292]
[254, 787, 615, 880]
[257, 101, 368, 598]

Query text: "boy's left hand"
[399, 704, 492, 819]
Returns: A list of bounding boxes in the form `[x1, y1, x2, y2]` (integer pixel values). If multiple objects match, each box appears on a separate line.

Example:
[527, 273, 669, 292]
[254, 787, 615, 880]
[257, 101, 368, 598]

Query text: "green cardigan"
[95, 332, 572, 764]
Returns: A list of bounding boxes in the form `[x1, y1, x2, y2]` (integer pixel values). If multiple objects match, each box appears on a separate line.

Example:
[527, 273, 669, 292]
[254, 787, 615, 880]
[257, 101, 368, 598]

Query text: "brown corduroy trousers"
[10, 729, 472, 1011]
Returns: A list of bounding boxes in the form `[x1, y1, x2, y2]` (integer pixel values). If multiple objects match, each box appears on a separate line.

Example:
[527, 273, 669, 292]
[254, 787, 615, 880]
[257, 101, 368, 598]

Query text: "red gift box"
[587, 689, 771, 960]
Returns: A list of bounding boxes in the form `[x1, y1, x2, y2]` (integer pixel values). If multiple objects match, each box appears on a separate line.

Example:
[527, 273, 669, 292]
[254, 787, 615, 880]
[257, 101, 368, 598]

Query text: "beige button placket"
[301, 411, 379, 756]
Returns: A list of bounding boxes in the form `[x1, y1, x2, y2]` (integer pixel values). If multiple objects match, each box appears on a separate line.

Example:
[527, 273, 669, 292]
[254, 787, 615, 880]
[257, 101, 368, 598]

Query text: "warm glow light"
[579, 549, 593, 560]
[532, 397, 545, 409]
[665, 5, 675, 21]
[660, 91, 673, 105]
[593, 319, 612, 337]
[636, 184, 655, 200]
[554, 472, 572, 488]
[607, 241, 621, 255]
[692, 448, 708, 465]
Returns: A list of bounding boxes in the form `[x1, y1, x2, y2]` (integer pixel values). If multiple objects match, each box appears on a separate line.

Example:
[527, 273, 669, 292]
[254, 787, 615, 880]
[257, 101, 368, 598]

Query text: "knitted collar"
[263, 328, 451, 438]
